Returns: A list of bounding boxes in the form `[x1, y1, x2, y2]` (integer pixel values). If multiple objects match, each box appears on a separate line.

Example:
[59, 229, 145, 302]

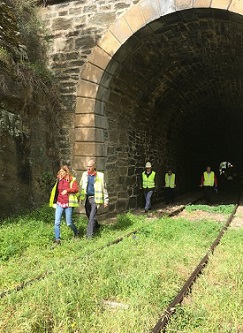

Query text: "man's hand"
[104, 203, 108, 208]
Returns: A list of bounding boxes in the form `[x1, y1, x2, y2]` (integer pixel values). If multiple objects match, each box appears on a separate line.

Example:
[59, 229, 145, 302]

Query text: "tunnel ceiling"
[102, 7, 243, 171]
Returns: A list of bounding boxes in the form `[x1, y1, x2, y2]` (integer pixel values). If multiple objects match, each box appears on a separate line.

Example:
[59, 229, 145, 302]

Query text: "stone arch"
[74, 0, 243, 213]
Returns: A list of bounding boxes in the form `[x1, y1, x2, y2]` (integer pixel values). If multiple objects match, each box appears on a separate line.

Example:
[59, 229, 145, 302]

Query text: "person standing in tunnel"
[164, 168, 176, 204]
[200, 166, 218, 204]
[140, 162, 156, 213]
[79, 159, 109, 238]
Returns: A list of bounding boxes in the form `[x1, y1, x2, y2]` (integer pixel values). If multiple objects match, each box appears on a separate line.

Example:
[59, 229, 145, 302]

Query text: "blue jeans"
[144, 190, 153, 211]
[54, 204, 78, 240]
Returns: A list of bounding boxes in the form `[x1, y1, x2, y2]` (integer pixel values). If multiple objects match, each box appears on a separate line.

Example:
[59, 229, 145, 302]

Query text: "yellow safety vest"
[49, 177, 79, 208]
[165, 173, 176, 188]
[80, 171, 108, 204]
[203, 171, 215, 186]
[142, 171, 156, 188]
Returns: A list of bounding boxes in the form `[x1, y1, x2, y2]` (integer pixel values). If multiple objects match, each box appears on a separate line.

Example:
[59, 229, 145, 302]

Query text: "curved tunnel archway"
[75, 3, 243, 214]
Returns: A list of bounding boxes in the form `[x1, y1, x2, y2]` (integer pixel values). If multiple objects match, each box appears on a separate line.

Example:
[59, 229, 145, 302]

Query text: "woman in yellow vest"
[49, 165, 79, 244]
[141, 161, 156, 213]
[200, 166, 218, 204]
[164, 168, 176, 204]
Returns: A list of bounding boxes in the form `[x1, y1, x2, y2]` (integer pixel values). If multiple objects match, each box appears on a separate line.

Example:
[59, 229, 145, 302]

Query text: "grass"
[185, 204, 235, 214]
[0, 204, 236, 332]
[166, 225, 243, 332]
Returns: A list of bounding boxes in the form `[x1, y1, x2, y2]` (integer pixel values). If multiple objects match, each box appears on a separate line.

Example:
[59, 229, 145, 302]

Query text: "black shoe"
[74, 232, 80, 239]
[145, 210, 148, 213]
[53, 239, 61, 245]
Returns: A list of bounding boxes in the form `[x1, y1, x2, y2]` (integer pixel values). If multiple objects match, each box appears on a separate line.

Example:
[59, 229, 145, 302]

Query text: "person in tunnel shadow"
[140, 161, 156, 213]
[200, 166, 218, 205]
[164, 168, 176, 204]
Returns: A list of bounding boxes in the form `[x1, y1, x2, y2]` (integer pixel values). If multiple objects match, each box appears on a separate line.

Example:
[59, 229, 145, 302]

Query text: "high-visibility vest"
[165, 173, 176, 188]
[203, 171, 215, 186]
[142, 171, 155, 188]
[80, 171, 108, 204]
[49, 177, 79, 208]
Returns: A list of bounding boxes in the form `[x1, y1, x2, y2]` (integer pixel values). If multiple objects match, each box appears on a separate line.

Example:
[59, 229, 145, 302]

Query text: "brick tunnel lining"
[97, 8, 243, 210]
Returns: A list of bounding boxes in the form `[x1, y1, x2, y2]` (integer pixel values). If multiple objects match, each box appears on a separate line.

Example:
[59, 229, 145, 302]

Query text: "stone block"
[97, 30, 121, 57]
[157, 0, 176, 15]
[123, 4, 146, 33]
[76, 97, 96, 114]
[52, 17, 72, 30]
[88, 46, 112, 70]
[211, 0, 231, 9]
[75, 113, 95, 127]
[80, 62, 104, 84]
[75, 127, 104, 142]
[175, 0, 193, 10]
[138, 0, 160, 23]
[193, 0, 211, 7]
[76, 80, 99, 98]
[229, 0, 243, 14]
[109, 16, 133, 44]
[74, 142, 106, 157]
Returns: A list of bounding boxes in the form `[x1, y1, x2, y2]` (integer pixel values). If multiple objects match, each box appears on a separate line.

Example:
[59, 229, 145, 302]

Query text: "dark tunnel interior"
[101, 7, 243, 196]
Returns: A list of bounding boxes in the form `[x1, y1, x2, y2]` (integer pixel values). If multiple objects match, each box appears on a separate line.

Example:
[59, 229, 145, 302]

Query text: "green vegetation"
[185, 204, 235, 214]
[0, 0, 56, 91]
[0, 206, 227, 333]
[166, 229, 243, 333]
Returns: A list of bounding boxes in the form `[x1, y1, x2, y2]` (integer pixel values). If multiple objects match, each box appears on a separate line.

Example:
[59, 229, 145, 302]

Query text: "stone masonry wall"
[39, 0, 140, 167]
[39, 0, 243, 215]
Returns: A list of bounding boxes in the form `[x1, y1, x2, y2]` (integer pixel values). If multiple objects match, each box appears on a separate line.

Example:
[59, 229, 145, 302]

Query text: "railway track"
[0, 192, 203, 299]
[150, 190, 241, 333]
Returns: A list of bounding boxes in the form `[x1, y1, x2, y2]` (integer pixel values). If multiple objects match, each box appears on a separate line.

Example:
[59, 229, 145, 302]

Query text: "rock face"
[0, 2, 60, 217]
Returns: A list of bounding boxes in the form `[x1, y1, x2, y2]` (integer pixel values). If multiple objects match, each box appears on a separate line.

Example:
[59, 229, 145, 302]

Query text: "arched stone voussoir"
[123, 4, 146, 34]
[158, 0, 177, 15]
[193, 0, 211, 8]
[76, 79, 99, 98]
[109, 16, 133, 45]
[211, 0, 233, 10]
[138, 0, 161, 23]
[175, 0, 193, 10]
[87, 45, 112, 70]
[97, 30, 122, 57]
[229, 0, 243, 15]
[80, 62, 104, 85]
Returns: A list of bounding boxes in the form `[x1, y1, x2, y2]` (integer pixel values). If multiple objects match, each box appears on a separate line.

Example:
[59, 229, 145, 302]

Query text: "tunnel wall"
[40, 0, 243, 214]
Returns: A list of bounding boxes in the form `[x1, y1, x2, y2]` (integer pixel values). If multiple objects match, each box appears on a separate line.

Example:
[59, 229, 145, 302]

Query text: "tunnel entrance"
[75, 5, 243, 214]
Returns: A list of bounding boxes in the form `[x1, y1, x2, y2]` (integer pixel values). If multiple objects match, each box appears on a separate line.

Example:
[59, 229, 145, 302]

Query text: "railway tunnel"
[76, 6, 243, 212]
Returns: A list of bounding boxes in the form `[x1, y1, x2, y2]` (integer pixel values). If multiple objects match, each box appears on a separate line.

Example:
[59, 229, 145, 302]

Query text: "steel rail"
[151, 202, 239, 333]
[0, 197, 200, 299]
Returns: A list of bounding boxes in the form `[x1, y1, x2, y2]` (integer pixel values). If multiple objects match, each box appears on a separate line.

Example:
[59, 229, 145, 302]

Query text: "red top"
[57, 177, 78, 207]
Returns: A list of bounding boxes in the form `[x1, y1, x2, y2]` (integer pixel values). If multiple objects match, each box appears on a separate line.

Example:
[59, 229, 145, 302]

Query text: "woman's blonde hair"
[57, 165, 72, 181]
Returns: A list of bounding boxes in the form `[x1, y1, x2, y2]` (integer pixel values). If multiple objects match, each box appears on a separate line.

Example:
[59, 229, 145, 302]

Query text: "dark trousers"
[165, 187, 175, 204]
[85, 196, 99, 238]
[204, 186, 213, 204]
